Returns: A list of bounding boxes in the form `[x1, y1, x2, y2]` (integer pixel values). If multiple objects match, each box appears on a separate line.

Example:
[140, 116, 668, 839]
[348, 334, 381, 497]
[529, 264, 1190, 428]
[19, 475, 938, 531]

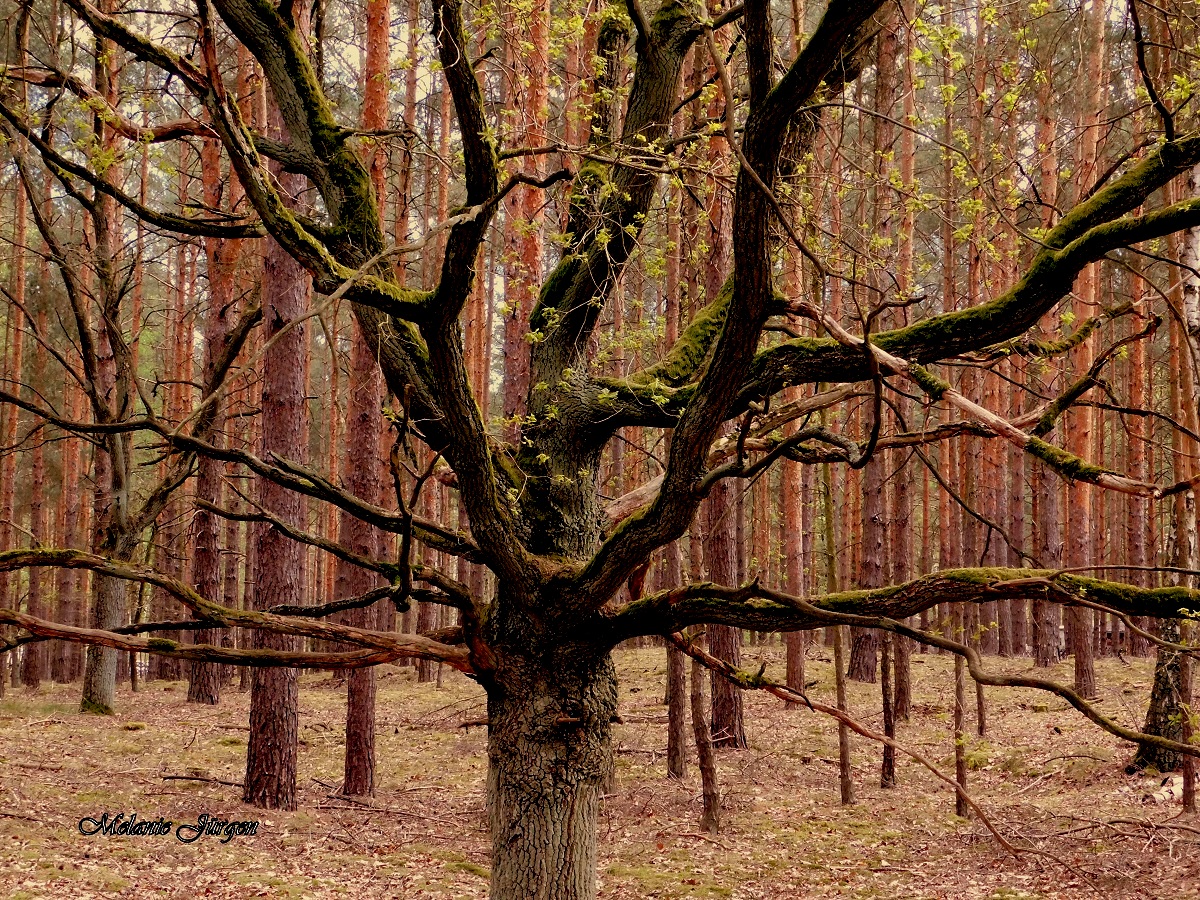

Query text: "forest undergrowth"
[0, 648, 1195, 899]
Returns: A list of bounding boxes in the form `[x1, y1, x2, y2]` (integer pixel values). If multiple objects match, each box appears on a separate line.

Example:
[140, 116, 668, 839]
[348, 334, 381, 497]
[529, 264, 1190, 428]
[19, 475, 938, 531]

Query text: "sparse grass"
[0, 651, 1196, 899]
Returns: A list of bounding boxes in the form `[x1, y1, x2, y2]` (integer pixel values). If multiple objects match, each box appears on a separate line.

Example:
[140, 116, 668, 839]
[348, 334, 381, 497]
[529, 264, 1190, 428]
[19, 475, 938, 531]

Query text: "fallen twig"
[161, 774, 243, 788]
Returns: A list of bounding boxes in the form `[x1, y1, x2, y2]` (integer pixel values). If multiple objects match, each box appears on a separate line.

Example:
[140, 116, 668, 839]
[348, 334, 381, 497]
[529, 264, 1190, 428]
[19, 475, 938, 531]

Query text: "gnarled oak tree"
[5, 0, 1200, 897]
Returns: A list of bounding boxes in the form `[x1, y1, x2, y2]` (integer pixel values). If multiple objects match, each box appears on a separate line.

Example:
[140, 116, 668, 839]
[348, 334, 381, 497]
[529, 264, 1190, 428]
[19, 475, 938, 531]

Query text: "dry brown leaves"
[0, 650, 1196, 899]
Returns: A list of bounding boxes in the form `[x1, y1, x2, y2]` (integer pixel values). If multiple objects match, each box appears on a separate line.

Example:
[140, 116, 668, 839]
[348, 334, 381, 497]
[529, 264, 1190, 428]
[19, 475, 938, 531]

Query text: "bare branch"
[0, 549, 473, 671]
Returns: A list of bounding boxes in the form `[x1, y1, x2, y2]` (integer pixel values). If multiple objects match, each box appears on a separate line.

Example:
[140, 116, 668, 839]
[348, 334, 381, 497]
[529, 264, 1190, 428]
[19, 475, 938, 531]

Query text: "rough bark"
[664, 542, 687, 779]
[783, 402, 806, 701]
[338, 0, 389, 795]
[1131, 618, 1185, 773]
[689, 649, 721, 832]
[189, 136, 242, 705]
[486, 624, 616, 899]
[244, 139, 308, 810]
[834, 624, 854, 804]
[848, 454, 883, 683]
[704, 477, 746, 749]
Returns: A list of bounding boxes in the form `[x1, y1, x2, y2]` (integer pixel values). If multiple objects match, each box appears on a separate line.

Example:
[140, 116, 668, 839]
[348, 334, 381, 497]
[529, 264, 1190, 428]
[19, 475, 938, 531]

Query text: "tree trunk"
[880, 633, 896, 787]
[23, 307, 47, 689]
[1131, 618, 1184, 773]
[188, 135, 241, 705]
[849, 450, 884, 683]
[783, 426, 805, 702]
[81, 564, 129, 714]
[486, 636, 616, 899]
[1032, 455, 1062, 667]
[664, 542, 687, 779]
[340, 321, 383, 794]
[953, 605, 969, 817]
[704, 477, 745, 749]
[0, 182, 25, 694]
[244, 109, 308, 809]
[834, 624, 854, 805]
[690, 651, 721, 833]
[338, 0, 389, 790]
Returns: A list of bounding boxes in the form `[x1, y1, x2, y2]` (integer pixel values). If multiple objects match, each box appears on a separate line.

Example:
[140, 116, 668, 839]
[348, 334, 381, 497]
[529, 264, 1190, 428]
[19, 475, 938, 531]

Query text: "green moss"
[650, 0, 701, 42]
[530, 256, 583, 332]
[598, 2, 633, 42]
[605, 862, 732, 897]
[1024, 436, 1108, 482]
[146, 638, 179, 653]
[630, 279, 732, 388]
[908, 365, 950, 401]
[79, 697, 114, 716]
[942, 567, 1021, 586]
[444, 859, 489, 879]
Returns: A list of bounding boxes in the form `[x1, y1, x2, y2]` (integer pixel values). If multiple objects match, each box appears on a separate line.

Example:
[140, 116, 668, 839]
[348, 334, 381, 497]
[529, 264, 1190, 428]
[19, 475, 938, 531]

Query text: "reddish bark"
[500, 0, 548, 444]
[189, 135, 244, 705]
[244, 102, 309, 809]
[0, 184, 26, 691]
[23, 306, 48, 689]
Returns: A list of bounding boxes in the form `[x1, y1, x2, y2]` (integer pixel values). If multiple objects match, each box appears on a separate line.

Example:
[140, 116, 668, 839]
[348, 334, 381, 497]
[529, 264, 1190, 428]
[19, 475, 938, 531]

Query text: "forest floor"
[0, 647, 1196, 899]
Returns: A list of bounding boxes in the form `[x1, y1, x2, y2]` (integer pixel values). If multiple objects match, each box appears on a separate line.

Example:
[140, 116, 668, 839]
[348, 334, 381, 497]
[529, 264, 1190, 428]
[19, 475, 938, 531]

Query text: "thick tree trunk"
[54, 383, 85, 682]
[341, 0, 387, 781]
[486, 638, 616, 900]
[23, 311, 47, 688]
[1032, 457, 1062, 667]
[833, 624, 854, 805]
[1130, 618, 1184, 773]
[189, 136, 241, 706]
[880, 633, 896, 787]
[783, 440, 805, 703]
[0, 182, 25, 692]
[665, 640, 687, 779]
[340, 330, 383, 793]
[81, 564, 130, 714]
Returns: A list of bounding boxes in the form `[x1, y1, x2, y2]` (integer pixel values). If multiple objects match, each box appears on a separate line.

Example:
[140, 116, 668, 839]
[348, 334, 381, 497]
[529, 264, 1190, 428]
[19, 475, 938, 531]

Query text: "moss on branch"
[607, 567, 1200, 643]
[627, 279, 734, 388]
[908, 365, 950, 401]
[1024, 436, 1110, 482]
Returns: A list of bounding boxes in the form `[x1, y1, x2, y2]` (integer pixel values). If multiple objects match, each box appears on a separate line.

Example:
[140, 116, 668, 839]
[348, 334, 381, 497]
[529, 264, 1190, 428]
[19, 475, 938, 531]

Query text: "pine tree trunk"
[336, 0, 390, 794]
[244, 115, 308, 808]
[23, 306, 48, 689]
[189, 136, 242, 705]
[880, 633, 896, 787]
[954, 604, 969, 817]
[848, 455, 883, 683]
[833, 624, 854, 805]
[783, 420, 805, 701]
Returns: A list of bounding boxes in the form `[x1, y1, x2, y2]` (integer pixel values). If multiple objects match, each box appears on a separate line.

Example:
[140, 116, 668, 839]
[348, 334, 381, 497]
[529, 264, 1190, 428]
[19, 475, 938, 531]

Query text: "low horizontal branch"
[609, 568, 1199, 641]
[665, 582, 1200, 761]
[0, 609, 409, 669]
[0, 548, 473, 671]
